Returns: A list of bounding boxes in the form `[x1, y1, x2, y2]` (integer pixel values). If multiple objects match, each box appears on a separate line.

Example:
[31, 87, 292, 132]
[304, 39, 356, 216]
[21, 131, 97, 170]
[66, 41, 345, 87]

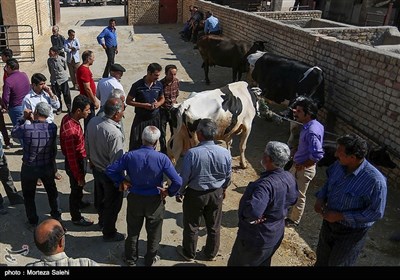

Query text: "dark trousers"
[0, 155, 21, 206]
[51, 81, 72, 112]
[65, 159, 85, 221]
[182, 187, 224, 259]
[83, 103, 95, 133]
[20, 163, 60, 225]
[228, 234, 283, 266]
[129, 114, 160, 151]
[102, 46, 116, 78]
[159, 108, 173, 154]
[125, 193, 164, 266]
[0, 113, 10, 146]
[93, 167, 123, 237]
[315, 220, 369, 266]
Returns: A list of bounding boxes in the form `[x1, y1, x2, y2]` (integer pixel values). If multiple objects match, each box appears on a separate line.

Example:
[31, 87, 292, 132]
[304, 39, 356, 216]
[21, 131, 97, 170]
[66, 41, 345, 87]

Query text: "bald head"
[34, 219, 65, 256]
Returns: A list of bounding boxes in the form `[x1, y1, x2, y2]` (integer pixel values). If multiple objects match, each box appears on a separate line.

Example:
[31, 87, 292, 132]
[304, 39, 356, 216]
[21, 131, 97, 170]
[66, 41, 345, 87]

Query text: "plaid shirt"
[160, 77, 179, 109]
[11, 120, 57, 166]
[60, 114, 86, 181]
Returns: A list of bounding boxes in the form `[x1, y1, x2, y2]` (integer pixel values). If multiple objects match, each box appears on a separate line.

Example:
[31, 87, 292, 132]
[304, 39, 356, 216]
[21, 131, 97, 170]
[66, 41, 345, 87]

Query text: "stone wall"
[186, 0, 400, 187]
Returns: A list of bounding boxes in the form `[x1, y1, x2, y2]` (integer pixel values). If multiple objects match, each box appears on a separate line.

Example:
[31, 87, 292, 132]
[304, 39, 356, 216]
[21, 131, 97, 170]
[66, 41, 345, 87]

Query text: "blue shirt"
[105, 145, 182, 196]
[128, 78, 163, 120]
[293, 119, 324, 164]
[204, 15, 220, 34]
[179, 141, 232, 194]
[237, 168, 298, 248]
[97, 26, 117, 48]
[316, 160, 387, 228]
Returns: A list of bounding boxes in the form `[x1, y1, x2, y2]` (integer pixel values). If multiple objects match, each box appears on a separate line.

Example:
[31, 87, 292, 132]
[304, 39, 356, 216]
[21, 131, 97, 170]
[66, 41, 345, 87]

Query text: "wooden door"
[159, 0, 177, 24]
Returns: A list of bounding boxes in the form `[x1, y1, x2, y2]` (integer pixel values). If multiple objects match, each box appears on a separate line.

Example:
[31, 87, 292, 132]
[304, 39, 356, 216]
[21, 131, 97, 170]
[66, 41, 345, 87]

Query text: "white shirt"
[96, 76, 124, 106]
[22, 89, 60, 123]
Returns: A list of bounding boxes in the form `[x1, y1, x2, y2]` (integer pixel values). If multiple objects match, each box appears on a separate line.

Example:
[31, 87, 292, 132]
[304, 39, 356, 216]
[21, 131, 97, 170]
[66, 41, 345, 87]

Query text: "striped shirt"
[26, 252, 99, 266]
[316, 160, 387, 228]
[60, 114, 86, 182]
[11, 120, 57, 167]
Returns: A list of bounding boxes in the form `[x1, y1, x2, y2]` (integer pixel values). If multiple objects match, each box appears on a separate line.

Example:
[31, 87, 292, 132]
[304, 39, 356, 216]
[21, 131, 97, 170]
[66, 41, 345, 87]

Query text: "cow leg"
[204, 62, 210, 85]
[239, 127, 250, 169]
[288, 122, 301, 155]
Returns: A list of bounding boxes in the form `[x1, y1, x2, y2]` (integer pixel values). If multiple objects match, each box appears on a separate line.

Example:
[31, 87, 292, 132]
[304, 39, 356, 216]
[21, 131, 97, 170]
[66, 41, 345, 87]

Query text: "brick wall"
[185, 0, 400, 187]
[127, 0, 160, 25]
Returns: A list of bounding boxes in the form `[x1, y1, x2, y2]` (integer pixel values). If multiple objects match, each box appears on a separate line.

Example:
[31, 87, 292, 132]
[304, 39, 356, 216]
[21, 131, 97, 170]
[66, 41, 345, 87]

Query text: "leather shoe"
[103, 232, 125, 242]
[72, 217, 93, 226]
[285, 218, 299, 228]
[176, 245, 194, 261]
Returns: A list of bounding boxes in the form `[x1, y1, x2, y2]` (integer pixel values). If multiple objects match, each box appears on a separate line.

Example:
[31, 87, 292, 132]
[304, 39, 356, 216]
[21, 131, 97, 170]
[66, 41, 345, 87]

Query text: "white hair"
[142, 126, 161, 145]
[264, 141, 290, 168]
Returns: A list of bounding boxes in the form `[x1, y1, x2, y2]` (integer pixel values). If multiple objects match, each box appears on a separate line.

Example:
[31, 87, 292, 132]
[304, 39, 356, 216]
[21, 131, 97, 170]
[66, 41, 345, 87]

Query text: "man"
[106, 126, 182, 266]
[0, 49, 14, 149]
[47, 47, 72, 114]
[204, 11, 221, 35]
[76, 50, 99, 130]
[11, 102, 60, 228]
[314, 134, 387, 266]
[159, 64, 179, 154]
[64, 29, 81, 91]
[85, 98, 125, 242]
[228, 141, 298, 266]
[50, 25, 66, 58]
[96, 63, 125, 109]
[286, 97, 324, 227]
[126, 63, 164, 151]
[0, 133, 24, 215]
[2, 58, 31, 128]
[22, 73, 60, 124]
[97, 18, 118, 78]
[176, 119, 231, 262]
[60, 95, 93, 227]
[26, 219, 98, 266]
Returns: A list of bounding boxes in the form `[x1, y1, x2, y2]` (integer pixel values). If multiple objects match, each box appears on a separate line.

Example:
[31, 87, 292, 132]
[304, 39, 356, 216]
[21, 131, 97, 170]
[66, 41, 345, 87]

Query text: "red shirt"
[76, 65, 96, 99]
[60, 114, 86, 181]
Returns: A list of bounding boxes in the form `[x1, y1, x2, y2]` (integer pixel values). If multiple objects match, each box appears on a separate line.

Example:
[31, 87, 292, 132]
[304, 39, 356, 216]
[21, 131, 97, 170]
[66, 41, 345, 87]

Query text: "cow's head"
[368, 146, 397, 169]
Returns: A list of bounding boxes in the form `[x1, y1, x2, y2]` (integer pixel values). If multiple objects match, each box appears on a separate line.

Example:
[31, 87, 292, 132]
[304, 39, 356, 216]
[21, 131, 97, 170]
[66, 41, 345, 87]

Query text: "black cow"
[197, 35, 265, 85]
[318, 141, 397, 169]
[247, 51, 325, 108]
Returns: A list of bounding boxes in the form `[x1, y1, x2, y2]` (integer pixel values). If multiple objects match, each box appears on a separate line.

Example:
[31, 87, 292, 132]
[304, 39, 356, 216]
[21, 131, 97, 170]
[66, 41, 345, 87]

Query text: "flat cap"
[35, 102, 51, 117]
[110, 63, 126, 72]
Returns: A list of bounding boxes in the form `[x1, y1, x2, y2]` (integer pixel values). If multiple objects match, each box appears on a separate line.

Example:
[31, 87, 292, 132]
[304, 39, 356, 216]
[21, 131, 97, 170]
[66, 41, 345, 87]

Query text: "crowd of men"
[0, 15, 390, 267]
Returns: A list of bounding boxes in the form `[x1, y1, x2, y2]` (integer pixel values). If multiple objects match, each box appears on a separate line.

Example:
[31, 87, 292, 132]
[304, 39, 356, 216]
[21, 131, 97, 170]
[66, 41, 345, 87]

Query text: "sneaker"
[199, 247, 217, 261]
[285, 218, 298, 228]
[79, 200, 91, 209]
[15, 149, 24, 155]
[145, 255, 160, 266]
[72, 217, 94, 226]
[176, 245, 194, 261]
[103, 232, 125, 242]
[122, 257, 137, 267]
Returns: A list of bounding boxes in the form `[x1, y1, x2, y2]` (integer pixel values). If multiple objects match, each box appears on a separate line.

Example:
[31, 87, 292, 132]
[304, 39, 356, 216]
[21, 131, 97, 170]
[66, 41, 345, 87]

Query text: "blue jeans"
[8, 106, 23, 145]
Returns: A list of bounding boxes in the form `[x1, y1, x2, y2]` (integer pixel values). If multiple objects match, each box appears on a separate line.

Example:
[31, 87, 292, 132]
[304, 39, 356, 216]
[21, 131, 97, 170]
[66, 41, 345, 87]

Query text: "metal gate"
[0, 25, 35, 62]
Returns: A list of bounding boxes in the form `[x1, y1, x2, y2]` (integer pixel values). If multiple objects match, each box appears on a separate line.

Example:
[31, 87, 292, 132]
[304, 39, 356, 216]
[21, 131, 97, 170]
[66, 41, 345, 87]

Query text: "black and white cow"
[167, 81, 257, 168]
